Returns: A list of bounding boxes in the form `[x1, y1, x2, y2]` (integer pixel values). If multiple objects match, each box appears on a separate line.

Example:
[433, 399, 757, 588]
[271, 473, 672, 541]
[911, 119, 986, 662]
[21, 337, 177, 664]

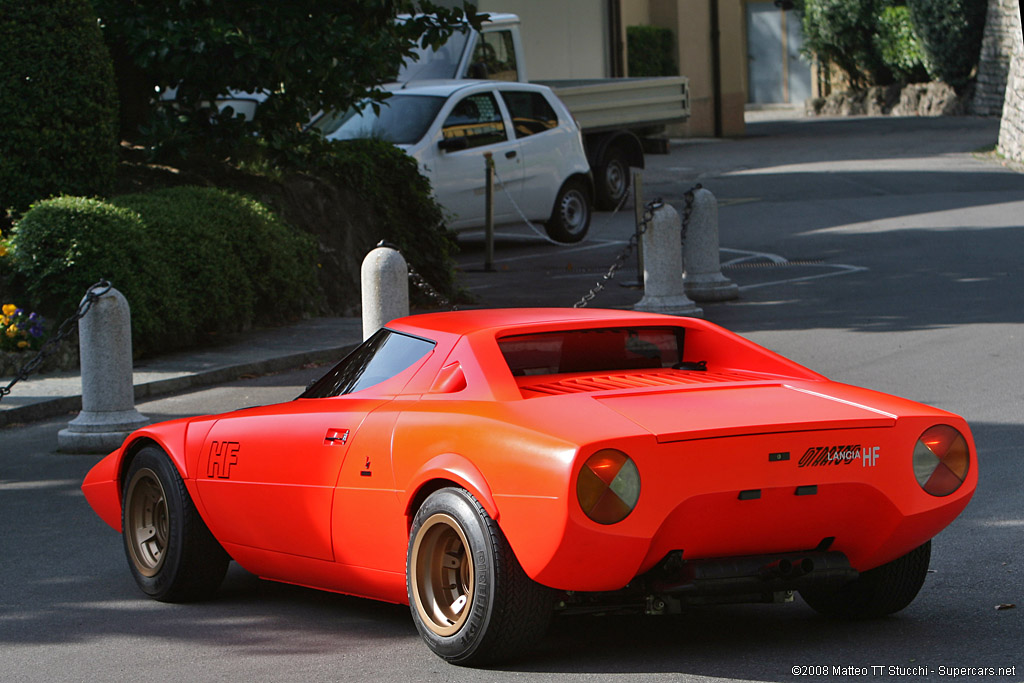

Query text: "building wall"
[973, 0, 1023, 115]
[468, 0, 610, 79]
[443, 0, 749, 137]
[625, 0, 747, 137]
[996, 1, 1024, 162]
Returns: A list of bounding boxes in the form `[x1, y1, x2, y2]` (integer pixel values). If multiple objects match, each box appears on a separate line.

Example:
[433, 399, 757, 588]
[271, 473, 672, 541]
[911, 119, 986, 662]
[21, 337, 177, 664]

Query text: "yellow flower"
[2, 304, 16, 316]
[0, 244, 8, 258]
[18, 340, 29, 349]
[6, 325, 18, 338]
[0, 316, 7, 327]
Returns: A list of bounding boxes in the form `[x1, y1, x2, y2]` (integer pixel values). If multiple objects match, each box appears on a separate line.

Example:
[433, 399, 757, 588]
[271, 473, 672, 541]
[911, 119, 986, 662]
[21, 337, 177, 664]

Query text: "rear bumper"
[513, 421, 976, 592]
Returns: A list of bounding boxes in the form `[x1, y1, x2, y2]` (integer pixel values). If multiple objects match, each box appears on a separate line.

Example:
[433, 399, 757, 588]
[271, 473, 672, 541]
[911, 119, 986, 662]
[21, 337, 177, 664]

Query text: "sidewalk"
[0, 317, 363, 428]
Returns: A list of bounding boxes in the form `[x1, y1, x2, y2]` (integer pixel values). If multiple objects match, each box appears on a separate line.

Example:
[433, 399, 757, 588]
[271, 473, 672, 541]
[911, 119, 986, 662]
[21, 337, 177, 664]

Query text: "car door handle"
[324, 429, 349, 446]
[505, 150, 517, 159]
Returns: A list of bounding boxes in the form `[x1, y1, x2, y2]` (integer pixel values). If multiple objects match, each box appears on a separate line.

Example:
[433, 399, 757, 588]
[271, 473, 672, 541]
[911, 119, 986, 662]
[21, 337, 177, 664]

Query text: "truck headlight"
[576, 449, 640, 524]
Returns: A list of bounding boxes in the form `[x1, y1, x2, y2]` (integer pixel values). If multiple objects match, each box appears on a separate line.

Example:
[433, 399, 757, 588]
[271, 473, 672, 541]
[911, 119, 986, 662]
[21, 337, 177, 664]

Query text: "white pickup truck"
[397, 13, 691, 210]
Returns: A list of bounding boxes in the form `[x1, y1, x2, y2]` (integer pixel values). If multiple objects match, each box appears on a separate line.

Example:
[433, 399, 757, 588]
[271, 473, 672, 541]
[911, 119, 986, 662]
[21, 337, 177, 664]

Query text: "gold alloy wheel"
[124, 468, 169, 577]
[411, 513, 475, 637]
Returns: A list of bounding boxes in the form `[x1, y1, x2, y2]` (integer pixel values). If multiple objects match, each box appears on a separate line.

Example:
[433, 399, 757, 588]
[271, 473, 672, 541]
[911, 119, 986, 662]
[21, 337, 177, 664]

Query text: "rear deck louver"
[519, 369, 772, 397]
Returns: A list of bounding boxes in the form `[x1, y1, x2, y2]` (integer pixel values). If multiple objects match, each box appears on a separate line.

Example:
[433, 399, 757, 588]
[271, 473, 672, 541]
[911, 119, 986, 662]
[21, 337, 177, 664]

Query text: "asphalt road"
[2, 114, 1022, 682]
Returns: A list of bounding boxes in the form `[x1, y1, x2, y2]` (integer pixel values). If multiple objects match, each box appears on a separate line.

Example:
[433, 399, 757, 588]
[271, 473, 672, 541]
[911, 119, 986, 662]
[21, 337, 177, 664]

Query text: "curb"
[0, 343, 356, 429]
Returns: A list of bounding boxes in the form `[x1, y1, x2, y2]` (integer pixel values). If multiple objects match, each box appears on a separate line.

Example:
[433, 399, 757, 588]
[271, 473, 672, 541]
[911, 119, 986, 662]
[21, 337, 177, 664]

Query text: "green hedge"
[627, 25, 677, 77]
[10, 188, 318, 355]
[876, 5, 929, 84]
[0, 0, 119, 216]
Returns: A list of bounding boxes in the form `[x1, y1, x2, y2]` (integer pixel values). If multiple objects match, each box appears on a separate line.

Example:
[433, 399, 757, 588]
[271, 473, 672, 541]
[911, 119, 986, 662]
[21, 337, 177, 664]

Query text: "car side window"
[465, 30, 518, 81]
[299, 329, 435, 398]
[441, 92, 507, 149]
[499, 91, 559, 138]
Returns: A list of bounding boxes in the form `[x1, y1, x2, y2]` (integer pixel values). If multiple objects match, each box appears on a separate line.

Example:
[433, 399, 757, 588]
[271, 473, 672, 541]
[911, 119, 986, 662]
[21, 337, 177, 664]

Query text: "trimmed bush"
[627, 26, 678, 77]
[295, 137, 459, 305]
[10, 189, 318, 356]
[10, 197, 177, 350]
[0, 0, 119, 216]
[112, 187, 319, 339]
[907, 0, 988, 88]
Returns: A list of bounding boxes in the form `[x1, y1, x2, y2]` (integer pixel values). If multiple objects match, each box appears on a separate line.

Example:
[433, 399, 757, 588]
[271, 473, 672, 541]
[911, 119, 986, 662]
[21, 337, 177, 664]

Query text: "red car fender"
[402, 452, 500, 524]
[80, 419, 193, 532]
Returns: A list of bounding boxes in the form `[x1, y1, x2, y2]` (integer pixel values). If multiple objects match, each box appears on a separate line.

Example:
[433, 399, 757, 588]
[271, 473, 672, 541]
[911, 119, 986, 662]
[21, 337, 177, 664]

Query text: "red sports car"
[82, 308, 976, 664]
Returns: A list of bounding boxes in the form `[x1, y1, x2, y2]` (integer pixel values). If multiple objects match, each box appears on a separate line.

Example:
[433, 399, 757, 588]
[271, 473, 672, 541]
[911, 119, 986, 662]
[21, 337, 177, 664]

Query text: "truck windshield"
[314, 95, 446, 145]
[396, 30, 470, 81]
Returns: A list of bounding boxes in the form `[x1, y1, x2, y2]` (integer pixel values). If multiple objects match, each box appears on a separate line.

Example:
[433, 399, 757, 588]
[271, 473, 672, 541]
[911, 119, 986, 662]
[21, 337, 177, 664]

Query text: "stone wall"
[972, 0, 1023, 115]
[996, 2, 1024, 162]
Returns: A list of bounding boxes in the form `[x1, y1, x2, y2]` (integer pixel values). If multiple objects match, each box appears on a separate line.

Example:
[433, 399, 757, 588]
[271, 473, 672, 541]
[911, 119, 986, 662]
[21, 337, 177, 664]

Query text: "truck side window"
[441, 93, 507, 149]
[500, 91, 559, 138]
[466, 30, 518, 81]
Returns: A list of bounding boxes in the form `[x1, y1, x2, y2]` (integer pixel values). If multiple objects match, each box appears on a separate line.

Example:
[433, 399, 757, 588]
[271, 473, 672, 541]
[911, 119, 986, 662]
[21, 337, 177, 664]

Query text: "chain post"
[375, 240, 457, 312]
[572, 199, 662, 309]
[483, 152, 495, 272]
[0, 279, 112, 403]
[621, 170, 645, 289]
[571, 182, 703, 309]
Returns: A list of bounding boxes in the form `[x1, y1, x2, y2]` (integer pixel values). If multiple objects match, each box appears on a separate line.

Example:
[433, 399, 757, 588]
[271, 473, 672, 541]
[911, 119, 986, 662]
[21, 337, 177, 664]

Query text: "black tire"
[407, 487, 553, 665]
[595, 146, 630, 210]
[800, 541, 932, 619]
[545, 178, 592, 243]
[121, 446, 229, 602]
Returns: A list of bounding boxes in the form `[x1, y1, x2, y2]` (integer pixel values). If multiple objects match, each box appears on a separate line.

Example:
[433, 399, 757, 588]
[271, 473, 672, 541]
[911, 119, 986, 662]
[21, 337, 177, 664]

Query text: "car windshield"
[396, 30, 470, 81]
[314, 95, 446, 144]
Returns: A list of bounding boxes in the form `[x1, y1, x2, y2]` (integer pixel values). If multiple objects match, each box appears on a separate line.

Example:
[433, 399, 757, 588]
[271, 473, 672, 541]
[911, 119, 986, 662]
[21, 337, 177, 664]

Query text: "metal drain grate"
[722, 259, 825, 270]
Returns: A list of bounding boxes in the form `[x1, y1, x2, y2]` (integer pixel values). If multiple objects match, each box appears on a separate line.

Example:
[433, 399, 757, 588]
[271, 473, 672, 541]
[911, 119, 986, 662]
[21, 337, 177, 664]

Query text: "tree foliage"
[906, 0, 987, 88]
[800, 0, 893, 88]
[0, 0, 119, 216]
[91, 0, 486, 161]
[876, 5, 928, 84]
[799, 0, 986, 90]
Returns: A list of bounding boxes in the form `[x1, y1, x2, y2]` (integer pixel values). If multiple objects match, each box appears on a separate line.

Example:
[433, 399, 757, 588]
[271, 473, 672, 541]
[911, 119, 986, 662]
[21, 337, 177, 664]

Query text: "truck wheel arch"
[587, 131, 645, 210]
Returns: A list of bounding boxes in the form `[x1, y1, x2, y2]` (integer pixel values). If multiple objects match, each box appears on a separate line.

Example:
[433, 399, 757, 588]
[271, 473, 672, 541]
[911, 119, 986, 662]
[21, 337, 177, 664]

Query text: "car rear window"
[498, 327, 685, 376]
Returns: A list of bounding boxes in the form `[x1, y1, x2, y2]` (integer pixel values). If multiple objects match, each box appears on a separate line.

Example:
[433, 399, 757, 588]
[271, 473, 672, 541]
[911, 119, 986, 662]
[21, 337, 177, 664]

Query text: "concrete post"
[58, 287, 148, 453]
[633, 204, 703, 317]
[361, 245, 409, 340]
[683, 188, 739, 302]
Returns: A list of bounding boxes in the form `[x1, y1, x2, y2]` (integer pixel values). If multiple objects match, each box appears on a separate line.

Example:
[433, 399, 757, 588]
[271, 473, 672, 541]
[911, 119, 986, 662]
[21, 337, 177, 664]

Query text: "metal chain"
[489, 164, 632, 245]
[572, 183, 702, 309]
[490, 164, 567, 246]
[573, 199, 663, 308]
[0, 279, 112, 403]
[680, 183, 701, 258]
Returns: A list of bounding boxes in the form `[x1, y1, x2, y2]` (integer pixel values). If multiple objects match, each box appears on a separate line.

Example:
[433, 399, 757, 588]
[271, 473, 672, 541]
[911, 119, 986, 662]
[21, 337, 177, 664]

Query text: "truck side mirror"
[438, 137, 469, 152]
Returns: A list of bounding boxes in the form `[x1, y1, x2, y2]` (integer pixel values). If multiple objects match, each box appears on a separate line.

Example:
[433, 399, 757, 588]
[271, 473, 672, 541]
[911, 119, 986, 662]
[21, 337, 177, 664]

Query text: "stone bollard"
[683, 188, 739, 302]
[633, 203, 703, 317]
[361, 245, 410, 340]
[58, 287, 148, 453]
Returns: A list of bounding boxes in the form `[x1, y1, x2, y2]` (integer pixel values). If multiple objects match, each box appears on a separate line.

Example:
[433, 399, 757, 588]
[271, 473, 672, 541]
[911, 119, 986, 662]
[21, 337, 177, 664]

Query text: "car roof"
[388, 307, 691, 339]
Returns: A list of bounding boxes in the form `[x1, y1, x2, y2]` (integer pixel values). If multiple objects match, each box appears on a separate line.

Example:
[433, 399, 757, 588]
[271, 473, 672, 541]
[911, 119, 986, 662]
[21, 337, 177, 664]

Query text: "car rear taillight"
[576, 449, 640, 524]
[913, 425, 970, 496]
